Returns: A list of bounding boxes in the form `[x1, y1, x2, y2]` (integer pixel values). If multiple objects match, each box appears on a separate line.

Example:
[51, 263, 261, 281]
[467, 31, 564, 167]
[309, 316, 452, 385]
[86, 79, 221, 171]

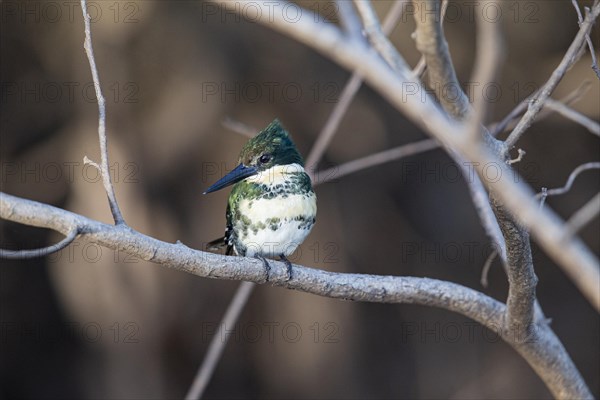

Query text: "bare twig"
[222, 117, 257, 137]
[537, 162, 600, 207]
[80, 0, 125, 225]
[305, 74, 364, 175]
[491, 89, 540, 137]
[480, 250, 498, 288]
[564, 192, 600, 239]
[490, 81, 592, 137]
[0, 191, 592, 399]
[508, 149, 526, 165]
[504, 2, 600, 152]
[314, 138, 438, 185]
[305, 1, 406, 172]
[571, 0, 600, 79]
[354, 0, 411, 73]
[0, 227, 78, 259]
[544, 99, 600, 136]
[185, 281, 256, 400]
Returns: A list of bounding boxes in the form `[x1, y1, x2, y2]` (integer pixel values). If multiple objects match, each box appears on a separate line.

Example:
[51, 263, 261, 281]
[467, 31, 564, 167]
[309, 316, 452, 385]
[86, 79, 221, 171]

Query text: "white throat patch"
[245, 163, 306, 185]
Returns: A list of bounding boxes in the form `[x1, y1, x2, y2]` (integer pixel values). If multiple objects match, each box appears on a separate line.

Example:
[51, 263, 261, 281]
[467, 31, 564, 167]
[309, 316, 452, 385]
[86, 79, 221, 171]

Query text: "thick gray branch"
[0, 191, 592, 398]
[0, 191, 502, 320]
[491, 196, 538, 334]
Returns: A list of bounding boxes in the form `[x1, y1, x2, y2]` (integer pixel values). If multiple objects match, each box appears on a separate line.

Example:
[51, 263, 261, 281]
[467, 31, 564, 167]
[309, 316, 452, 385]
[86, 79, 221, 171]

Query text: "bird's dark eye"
[259, 154, 271, 164]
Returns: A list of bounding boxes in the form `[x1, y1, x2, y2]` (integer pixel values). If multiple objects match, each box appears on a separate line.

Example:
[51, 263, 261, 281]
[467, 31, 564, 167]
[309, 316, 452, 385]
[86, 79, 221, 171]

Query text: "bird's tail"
[206, 237, 233, 255]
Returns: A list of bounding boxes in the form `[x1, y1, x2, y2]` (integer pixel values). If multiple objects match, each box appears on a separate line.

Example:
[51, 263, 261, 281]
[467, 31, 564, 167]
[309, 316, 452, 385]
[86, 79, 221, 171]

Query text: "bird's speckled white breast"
[235, 164, 316, 257]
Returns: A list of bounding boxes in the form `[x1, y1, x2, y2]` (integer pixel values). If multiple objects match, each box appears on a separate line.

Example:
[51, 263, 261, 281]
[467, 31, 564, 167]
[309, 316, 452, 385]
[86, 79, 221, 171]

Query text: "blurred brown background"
[1, 1, 599, 398]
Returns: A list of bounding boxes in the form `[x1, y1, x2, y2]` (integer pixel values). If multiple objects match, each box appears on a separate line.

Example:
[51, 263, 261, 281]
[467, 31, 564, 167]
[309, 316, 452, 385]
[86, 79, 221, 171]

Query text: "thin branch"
[185, 281, 256, 400]
[508, 149, 526, 165]
[480, 250, 498, 288]
[305, 73, 364, 176]
[80, 0, 125, 225]
[571, 0, 600, 79]
[305, 1, 406, 172]
[222, 117, 258, 137]
[504, 2, 600, 152]
[314, 138, 438, 185]
[490, 81, 592, 137]
[0, 191, 592, 399]
[354, 0, 411, 73]
[544, 98, 600, 136]
[0, 227, 78, 259]
[536, 162, 600, 206]
[564, 192, 600, 239]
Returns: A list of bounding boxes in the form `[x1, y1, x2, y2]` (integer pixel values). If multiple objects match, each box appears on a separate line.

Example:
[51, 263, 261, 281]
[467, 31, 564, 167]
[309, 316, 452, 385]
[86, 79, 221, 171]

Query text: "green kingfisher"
[204, 119, 317, 280]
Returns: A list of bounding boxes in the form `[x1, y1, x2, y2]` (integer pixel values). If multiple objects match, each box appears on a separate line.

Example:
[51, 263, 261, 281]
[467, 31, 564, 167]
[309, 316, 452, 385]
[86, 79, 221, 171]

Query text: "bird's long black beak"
[203, 163, 259, 194]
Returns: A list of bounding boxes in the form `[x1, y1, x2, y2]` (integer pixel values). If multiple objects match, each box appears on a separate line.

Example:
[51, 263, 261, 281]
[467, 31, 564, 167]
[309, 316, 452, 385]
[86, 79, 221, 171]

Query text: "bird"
[204, 119, 317, 281]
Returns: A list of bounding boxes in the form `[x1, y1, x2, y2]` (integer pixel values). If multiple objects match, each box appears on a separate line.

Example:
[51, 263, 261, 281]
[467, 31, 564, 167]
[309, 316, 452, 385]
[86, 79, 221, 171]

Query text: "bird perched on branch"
[204, 119, 317, 281]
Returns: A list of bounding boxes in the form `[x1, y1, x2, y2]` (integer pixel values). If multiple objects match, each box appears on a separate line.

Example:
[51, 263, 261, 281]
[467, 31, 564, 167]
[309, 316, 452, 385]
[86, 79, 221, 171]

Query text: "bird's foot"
[279, 254, 293, 281]
[255, 254, 271, 282]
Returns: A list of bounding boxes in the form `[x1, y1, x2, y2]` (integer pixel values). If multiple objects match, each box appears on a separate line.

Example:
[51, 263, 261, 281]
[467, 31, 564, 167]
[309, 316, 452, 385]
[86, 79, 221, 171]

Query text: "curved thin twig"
[0, 227, 78, 259]
[480, 250, 498, 288]
[537, 162, 600, 207]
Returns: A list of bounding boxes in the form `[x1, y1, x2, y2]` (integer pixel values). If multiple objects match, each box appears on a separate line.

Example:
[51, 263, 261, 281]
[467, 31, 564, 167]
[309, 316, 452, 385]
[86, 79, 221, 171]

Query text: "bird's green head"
[204, 119, 304, 194]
